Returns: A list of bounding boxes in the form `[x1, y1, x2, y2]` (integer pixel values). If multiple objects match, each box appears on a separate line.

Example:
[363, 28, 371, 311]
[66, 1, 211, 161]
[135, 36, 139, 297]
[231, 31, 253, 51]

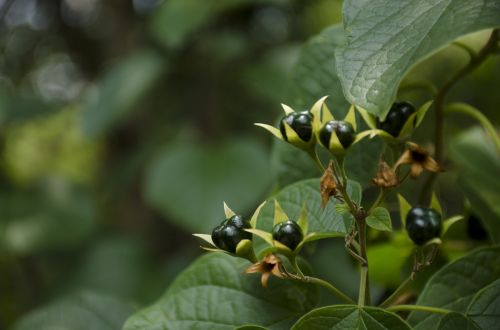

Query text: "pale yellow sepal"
[357, 106, 377, 129]
[250, 201, 266, 229]
[193, 233, 215, 247]
[397, 194, 412, 227]
[254, 123, 283, 140]
[297, 204, 308, 235]
[223, 201, 236, 218]
[273, 200, 289, 226]
[442, 215, 464, 236]
[281, 103, 295, 114]
[344, 105, 357, 131]
[399, 100, 433, 138]
[423, 237, 442, 247]
[430, 192, 442, 215]
[245, 228, 274, 246]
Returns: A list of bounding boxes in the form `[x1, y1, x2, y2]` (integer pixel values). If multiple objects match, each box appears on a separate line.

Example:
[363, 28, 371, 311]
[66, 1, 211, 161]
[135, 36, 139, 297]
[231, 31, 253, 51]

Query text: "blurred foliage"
[0, 0, 344, 328]
[0, 0, 498, 329]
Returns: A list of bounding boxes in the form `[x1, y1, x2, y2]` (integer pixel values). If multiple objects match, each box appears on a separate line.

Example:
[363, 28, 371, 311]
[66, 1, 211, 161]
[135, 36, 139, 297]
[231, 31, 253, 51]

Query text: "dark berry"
[211, 218, 252, 253]
[319, 120, 356, 149]
[279, 111, 313, 142]
[226, 214, 250, 229]
[377, 101, 415, 137]
[272, 220, 303, 251]
[406, 207, 442, 245]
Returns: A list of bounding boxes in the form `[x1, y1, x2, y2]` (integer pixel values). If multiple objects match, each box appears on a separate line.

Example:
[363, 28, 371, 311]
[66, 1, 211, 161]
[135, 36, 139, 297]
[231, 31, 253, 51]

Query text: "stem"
[379, 276, 413, 308]
[445, 102, 500, 153]
[336, 158, 357, 214]
[368, 189, 388, 214]
[291, 256, 305, 278]
[419, 28, 500, 203]
[357, 220, 371, 306]
[307, 149, 325, 172]
[305, 276, 356, 304]
[387, 304, 451, 315]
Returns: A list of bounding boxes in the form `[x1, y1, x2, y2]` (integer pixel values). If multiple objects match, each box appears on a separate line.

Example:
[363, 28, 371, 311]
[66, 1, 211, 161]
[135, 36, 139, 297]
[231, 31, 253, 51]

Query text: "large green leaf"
[438, 313, 480, 330]
[143, 138, 271, 233]
[466, 278, 500, 328]
[81, 50, 166, 137]
[292, 24, 349, 112]
[335, 0, 500, 118]
[292, 305, 411, 329]
[408, 246, 500, 328]
[449, 127, 500, 243]
[12, 291, 135, 330]
[123, 253, 318, 330]
[344, 138, 384, 189]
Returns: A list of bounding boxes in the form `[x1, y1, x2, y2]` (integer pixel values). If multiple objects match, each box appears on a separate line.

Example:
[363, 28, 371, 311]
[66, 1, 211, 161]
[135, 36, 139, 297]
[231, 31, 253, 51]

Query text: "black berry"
[406, 207, 442, 245]
[319, 120, 356, 149]
[272, 220, 303, 251]
[279, 111, 313, 142]
[211, 215, 252, 253]
[377, 101, 415, 137]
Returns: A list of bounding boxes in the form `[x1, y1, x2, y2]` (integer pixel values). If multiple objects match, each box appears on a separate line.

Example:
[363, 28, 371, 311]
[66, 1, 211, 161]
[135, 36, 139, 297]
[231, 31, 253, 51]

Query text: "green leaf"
[82, 50, 166, 137]
[143, 138, 271, 233]
[398, 194, 412, 227]
[449, 127, 500, 243]
[292, 305, 411, 329]
[254, 179, 360, 256]
[466, 278, 500, 328]
[235, 326, 269, 330]
[336, 0, 500, 117]
[12, 291, 135, 330]
[367, 242, 412, 287]
[344, 138, 384, 189]
[124, 253, 318, 330]
[408, 246, 500, 328]
[150, 0, 282, 49]
[438, 313, 480, 330]
[366, 207, 392, 232]
[292, 24, 349, 112]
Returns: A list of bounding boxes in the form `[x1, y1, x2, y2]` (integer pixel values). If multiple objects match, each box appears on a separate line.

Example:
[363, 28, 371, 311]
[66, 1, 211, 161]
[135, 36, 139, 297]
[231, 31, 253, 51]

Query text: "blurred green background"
[1, 1, 498, 329]
[0, 0, 344, 327]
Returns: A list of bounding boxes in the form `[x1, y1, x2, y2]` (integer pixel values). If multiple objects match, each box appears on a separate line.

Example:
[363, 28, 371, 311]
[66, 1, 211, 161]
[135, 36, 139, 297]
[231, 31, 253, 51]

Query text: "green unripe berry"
[272, 220, 303, 251]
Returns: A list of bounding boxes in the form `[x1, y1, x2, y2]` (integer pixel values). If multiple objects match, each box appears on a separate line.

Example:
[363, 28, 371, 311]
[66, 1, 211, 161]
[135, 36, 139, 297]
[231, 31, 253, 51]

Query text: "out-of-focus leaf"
[81, 50, 166, 137]
[344, 137, 384, 189]
[368, 242, 412, 287]
[438, 313, 480, 330]
[408, 246, 500, 328]
[0, 90, 56, 126]
[0, 184, 97, 255]
[292, 305, 411, 329]
[466, 278, 500, 328]
[66, 236, 165, 303]
[4, 108, 100, 185]
[12, 291, 134, 330]
[123, 253, 318, 330]
[143, 138, 271, 233]
[449, 127, 500, 243]
[150, 0, 284, 49]
[336, 0, 500, 118]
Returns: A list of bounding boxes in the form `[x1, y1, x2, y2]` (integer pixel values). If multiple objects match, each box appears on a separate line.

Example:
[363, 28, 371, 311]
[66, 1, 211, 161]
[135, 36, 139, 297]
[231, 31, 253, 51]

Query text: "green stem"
[307, 149, 325, 172]
[305, 276, 356, 304]
[445, 102, 500, 153]
[336, 158, 357, 214]
[419, 28, 499, 203]
[387, 304, 451, 315]
[368, 189, 388, 214]
[357, 220, 371, 306]
[291, 256, 305, 278]
[379, 276, 413, 308]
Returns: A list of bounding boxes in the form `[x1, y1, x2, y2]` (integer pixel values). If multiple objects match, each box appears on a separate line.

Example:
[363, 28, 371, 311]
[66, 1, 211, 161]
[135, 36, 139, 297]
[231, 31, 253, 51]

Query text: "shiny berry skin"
[319, 120, 356, 149]
[211, 216, 252, 253]
[272, 220, 303, 250]
[405, 207, 442, 245]
[226, 214, 250, 229]
[377, 101, 415, 137]
[279, 111, 313, 142]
